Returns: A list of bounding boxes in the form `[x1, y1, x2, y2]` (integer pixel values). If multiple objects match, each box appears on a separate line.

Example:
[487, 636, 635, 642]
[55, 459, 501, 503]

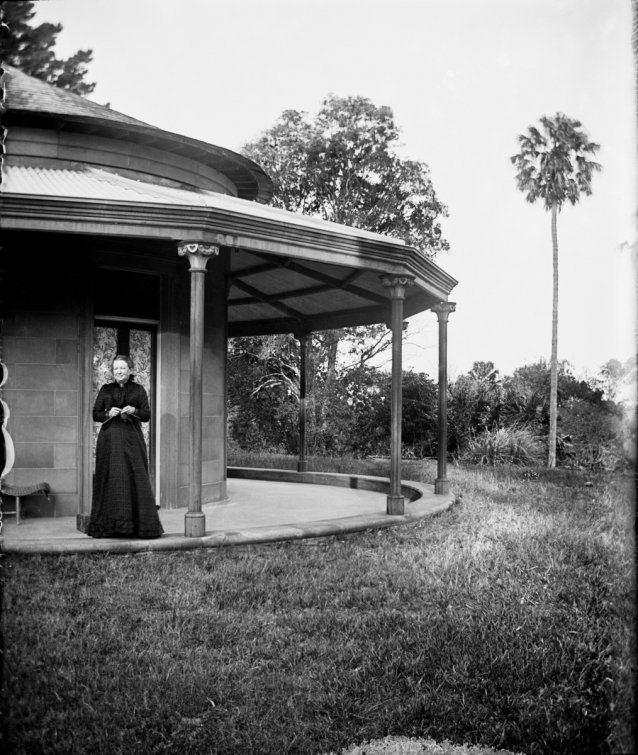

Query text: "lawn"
[1, 458, 635, 754]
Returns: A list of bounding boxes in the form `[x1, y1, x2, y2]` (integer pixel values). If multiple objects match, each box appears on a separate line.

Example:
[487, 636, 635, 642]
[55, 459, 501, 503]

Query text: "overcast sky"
[33, 0, 637, 380]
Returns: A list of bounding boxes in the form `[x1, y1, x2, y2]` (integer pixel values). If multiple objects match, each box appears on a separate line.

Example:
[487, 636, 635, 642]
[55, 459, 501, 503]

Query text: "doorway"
[91, 268, 161, 487]
[92, 321, 157, 481]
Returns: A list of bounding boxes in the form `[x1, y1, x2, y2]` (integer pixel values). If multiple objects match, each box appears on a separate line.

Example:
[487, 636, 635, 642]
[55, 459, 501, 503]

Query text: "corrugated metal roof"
[1, 164, 407, 246]
[2, 164, 213, 204]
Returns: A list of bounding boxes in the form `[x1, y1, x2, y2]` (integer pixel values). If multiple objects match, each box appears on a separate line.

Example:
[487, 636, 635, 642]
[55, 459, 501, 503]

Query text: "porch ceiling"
[0, 164, 458, 335]
[227, 249, 426, 336]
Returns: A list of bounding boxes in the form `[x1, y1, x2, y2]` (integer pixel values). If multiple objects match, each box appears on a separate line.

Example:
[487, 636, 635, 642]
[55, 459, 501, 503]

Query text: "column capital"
[431, 301, 456, 323]
[380, 274, 415, 300]
[177, 242, 219, 272]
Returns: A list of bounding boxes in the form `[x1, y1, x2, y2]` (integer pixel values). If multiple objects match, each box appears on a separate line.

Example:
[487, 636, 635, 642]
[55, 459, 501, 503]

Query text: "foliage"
[462, 425, 544, 467]
[242, 94, 449, 257]
[227, 334, 300, 453]
[228, 346, 630, 468]
[395, 371, 438, 455]
[3, 466, 634, 754]
[508, 359, 604, 406]
[347, 370, 438, 458]
[446, 359, 628, 469]
[511, 113, 601, 211]
[228, 333, 439, 459]
[511, 113, 601, 468]
[596, 357, 636, 403]
[558, 397, 628, 470]
[306, 326, 395, 455]
[0, 0, 95, 95]
[504, 360, 628, 469]
[448, 362, 504, 453]
[498, 359, 603, 440]
[231, 95, 449, 453]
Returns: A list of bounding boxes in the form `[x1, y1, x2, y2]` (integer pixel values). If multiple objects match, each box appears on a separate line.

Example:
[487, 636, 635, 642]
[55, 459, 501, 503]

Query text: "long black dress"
[88, 379, 163, 538]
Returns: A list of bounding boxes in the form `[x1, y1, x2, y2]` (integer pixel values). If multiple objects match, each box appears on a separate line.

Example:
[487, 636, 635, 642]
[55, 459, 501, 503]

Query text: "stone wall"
[2, 245, 83, 516]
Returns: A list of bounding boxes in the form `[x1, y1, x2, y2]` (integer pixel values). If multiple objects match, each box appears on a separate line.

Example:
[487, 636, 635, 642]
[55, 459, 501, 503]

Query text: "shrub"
[462, 426, 544, 466]
[558, 396, 630, 470]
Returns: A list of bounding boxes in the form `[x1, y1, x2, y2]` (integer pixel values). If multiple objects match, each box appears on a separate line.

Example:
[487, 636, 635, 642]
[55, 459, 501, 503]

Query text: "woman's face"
[113, 360, 131, 384]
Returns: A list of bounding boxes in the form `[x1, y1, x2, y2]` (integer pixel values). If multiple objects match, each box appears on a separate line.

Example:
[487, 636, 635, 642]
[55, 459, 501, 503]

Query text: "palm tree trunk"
[548, 202, 559, 468]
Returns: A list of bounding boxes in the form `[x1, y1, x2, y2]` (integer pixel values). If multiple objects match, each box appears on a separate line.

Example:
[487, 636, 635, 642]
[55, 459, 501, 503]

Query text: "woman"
[88, 355, 163, 538]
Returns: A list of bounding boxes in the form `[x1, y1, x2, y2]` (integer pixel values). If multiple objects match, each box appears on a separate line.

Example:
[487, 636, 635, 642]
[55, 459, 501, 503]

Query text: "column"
[296, 331, 310, 473]
[380, 274, 415, 515]
[431, 302, 456, 495]
[178, 241, 219, 537]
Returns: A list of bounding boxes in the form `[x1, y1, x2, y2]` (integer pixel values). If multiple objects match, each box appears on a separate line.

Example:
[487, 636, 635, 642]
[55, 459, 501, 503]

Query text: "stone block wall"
[2, 313, 81, 517]
[1, 241, 84, 518]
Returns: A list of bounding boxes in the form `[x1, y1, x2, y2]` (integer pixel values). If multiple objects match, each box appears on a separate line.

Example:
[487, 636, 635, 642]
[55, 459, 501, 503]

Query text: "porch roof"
[1, 164, 457, 335]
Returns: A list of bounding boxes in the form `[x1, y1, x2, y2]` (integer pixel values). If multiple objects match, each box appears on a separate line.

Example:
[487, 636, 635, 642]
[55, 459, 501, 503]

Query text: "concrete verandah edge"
[0, 476, 455, 556]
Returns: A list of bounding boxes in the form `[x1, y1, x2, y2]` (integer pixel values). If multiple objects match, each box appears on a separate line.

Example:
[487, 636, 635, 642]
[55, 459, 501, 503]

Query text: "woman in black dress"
[88, 355, 163, 538]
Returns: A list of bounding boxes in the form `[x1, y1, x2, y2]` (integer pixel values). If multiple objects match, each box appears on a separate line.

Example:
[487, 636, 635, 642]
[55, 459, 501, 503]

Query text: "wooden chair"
[1, 483, 52, 524]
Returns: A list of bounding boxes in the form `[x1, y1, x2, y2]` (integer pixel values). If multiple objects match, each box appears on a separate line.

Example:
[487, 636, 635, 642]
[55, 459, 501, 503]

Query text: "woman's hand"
[120, 406, 136, 416]
[108, 407, 121, 418]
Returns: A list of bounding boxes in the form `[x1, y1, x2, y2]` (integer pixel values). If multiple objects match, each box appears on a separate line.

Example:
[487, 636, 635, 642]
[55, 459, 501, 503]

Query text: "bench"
[1, 483, 52, 525]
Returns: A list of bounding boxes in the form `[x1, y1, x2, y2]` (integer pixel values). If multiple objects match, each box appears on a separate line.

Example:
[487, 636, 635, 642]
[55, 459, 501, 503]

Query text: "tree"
[0, 1, 95, 95]
[597, 358, 630, 402]
[508, 359, 603, 407]
[233, 96, 449, 457]
[227, 335, 300, 453]
[228, 326, 397, 455]
[511, 113, 601, 467]
[242, 94, 449, 257]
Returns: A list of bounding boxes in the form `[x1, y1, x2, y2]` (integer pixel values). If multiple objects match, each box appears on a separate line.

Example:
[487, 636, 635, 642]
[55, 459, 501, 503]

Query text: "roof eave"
[0, 194, 457, 307]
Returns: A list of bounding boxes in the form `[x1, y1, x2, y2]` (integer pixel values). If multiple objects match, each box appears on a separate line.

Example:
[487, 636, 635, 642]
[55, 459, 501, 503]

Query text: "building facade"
[0, 67, 457, 531]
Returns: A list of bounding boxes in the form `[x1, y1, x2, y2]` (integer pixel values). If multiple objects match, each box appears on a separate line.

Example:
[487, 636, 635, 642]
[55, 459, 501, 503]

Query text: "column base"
[435, 478, 450, 495]
[184, 512, 206, 537]
[76, 513, 90, 533]
[386, 495, 405, 515]
[297, 460, 308, 472]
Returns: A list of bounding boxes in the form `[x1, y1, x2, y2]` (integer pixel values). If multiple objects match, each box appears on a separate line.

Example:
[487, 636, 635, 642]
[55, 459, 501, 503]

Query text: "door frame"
[79, 315, 161, 532]
[92, 317, 159, 483]
[78, 262, 167, 533]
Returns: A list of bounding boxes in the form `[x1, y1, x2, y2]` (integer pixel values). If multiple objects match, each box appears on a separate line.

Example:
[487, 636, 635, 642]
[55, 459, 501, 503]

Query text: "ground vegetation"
[229, 355, 634, 472]
[2, 460, 634, 754]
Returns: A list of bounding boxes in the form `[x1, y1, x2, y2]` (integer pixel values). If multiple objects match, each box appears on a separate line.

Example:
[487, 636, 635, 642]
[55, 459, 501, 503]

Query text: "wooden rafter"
[231, 277, 305, 322]
[229, 260, 282, 281]
[249, 252, 389, 306]
[230, 282, 331, 306]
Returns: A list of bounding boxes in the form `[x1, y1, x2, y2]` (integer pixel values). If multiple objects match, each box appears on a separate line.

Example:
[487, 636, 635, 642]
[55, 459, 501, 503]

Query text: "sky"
[32, 0, 637, 381]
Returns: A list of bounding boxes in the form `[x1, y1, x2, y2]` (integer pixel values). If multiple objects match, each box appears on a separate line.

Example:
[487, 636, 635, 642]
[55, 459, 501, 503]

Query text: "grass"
[1, 457, 635, 755]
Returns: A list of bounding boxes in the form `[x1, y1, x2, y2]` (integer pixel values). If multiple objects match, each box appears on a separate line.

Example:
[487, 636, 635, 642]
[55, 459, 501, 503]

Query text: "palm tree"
[511, 113, 601, 467]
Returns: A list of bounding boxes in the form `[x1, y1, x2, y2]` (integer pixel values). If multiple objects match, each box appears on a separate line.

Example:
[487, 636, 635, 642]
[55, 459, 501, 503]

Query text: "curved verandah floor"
[0, 472, 454, 555]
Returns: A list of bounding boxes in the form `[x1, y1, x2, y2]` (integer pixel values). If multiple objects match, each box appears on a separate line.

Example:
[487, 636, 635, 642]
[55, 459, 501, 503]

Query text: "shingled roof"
[3, 64, 152, 127]
[1, 66, 274, 203]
